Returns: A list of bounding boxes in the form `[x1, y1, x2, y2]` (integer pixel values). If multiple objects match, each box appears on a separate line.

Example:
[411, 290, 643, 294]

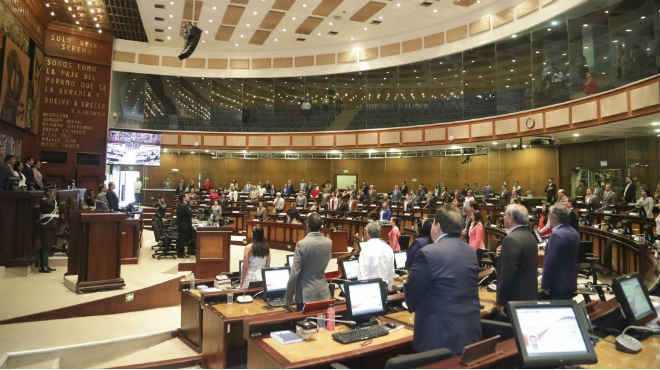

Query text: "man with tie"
[544, 178, 557, 204]
[391, 185, 402, 203]
[602, 183, 617, 207]
[403, 193, 413, 213]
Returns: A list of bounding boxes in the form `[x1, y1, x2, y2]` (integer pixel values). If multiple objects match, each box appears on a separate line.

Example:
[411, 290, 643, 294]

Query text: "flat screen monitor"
[106, 130, 161, 166]
[341, 259, 360, 280]
[345, 280, 385, 322]
[612, 273, 657, 325]
[394, 251, 407, 270]
[287, 254, 295, 268]
[508, 300, 597, 368]
[262, 267, 290, 296]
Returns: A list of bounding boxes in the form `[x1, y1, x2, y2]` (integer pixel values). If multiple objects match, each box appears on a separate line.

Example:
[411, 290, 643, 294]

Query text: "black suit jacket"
[496, 227, 538, 306]
[623, 183, 636, 203]
[23, 165, 35, 187]
[545, 183, 557, 203]
[404, 235, 481, 355]
[176, 202, 193, 230]
[0, 163, 10, 190]
[107, 190, 119, 211]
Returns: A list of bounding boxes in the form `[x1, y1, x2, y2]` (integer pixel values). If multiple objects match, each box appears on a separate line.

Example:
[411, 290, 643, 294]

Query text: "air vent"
[296, 38, 306, 41]
[155, 38, 165, 42]
[370, 20, 382, 25]
[328, 31, 338, 35]
[155, 28, 164, 32]
[155, 4, 165, 9]
[420, 1, 433, 6]
[154, 16, 164, 21]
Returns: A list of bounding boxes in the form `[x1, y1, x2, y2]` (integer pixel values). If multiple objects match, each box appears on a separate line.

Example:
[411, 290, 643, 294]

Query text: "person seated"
[240, 227, 271, 289]
[358, 221, 396, 290]
[286, 213, 331, 308]
[255, 201, 268, 220]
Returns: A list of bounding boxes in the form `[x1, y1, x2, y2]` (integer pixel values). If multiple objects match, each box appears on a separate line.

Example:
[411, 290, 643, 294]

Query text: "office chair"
[152, 219, 179, 259]
[481, 319, 513, 340]
[577, 241, 599, 285]
[398, 235, 411, 251]
[384, 348, 453, 368]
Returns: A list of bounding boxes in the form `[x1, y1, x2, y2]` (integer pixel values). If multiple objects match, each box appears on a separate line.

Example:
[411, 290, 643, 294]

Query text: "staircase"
[1, 330, 200, 369]
[326, 108, 358, 131]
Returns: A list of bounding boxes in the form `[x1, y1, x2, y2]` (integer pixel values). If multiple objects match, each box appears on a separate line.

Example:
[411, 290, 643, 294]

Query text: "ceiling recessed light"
[433, 9, 438, 13]
[204, 30, 208, 34]
[67, 6, 72, 11]
[208, 19, 213, 23]
[98, 29, 102, 33]
[45, 3, 50, 7]
[363, 26, 367, 31]
[282, 28, 286, 32]
[201, 40, 206, 43]
[50, 11, 55, 16]
[651, 122, 660, 126]
[87, 0, 92, 5]
[75, 20, 79, 24]
[212, 5, 217, 10]
[253, 11, 258, 15]
[317, 32, 321, 36]
[234, 43, 239, 47]
[246, 23, 250, 27]
[95, 23, 100, 27]
[641, 16, 646, 19]
[240, 34, 244, 38]
[93, 16, 97, 21]
[572, 133, 580, 137]
[625, 28, 632, 32]
[511, 34, 518, 38]
[302, 3, 307, 8]
[170, 1, 174, 5]
[167, 35, 171, 40]
[551, 20, 559, 26]
[492, 142, 497, 145]
[90, 8, 95, 13]
[274, 38, 278, 42]
[292, 16, 296, 20]
[396, 2, 400, 6]
[167, 25, 172, 30]
[329, 21, 333, 25]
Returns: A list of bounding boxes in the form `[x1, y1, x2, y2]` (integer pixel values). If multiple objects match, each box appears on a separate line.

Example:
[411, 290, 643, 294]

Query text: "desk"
[120, 215, 142, 264]
[247, 324, 414, 368]
[178, 226, 231, 279]
[246, 220, 307, 251]
[582, 336, 659, 369]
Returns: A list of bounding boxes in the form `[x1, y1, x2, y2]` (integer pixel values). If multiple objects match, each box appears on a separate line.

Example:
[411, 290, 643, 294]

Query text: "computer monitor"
[612, 273, 657, 326]
[341, 259, 360, 280]
[508, 300, 597, 368]
[262, 267, 290, 298]
[394, 251, 407, 270]
[238, 260, 244, 275]
[287, 254, 295, 268]
[344, 279, 386, 325]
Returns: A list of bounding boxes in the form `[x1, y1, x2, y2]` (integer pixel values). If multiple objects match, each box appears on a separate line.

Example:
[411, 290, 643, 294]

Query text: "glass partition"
[110, 0, 660, 133]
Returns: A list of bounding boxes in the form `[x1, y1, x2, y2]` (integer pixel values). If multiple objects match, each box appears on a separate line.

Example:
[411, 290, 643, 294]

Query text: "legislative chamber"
[0, 0, 659, 368]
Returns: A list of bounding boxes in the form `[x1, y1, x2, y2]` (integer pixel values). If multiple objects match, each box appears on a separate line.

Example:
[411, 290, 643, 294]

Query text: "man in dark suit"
[107, 182, 120, 211]
[286, 212, 331, 309]
[401, 181, 408, 196]
[22, 156, 35, 189]
[176, 194, 193, 257]
[623, 176, 636, 203]
[541, 204, 579, 299]
[544, 177, 557, 204]
[496, 204, 538, 315]
[404, 206, 481, 355]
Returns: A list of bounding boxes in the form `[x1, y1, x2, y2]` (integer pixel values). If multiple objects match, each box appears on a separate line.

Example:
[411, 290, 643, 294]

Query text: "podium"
[178, 225, 231, 279]
[67, 211, 126, 293]
[0, 191, 41, 268]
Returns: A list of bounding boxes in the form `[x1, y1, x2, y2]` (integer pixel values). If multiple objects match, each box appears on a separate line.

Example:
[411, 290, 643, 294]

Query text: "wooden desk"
[246, 220, 307, 251]
[0, 191, 41, 267]
[178, 226, 232, 279]
[421, 338, 519, 369]
[247, 324, 414, 368]
[582, 336, 659, 369]
[120, 215, 142, 264]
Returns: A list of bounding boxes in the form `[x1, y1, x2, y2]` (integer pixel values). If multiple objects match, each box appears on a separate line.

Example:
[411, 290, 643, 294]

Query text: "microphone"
[306, 316, 357, 326]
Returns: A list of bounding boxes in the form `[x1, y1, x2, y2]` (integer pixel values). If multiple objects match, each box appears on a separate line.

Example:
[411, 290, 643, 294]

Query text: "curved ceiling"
[139, 0, 509, 52]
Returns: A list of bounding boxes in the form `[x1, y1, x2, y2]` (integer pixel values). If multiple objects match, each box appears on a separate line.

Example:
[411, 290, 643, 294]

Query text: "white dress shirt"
[274, 197, 285, 211]
[358, 238, 395, 290]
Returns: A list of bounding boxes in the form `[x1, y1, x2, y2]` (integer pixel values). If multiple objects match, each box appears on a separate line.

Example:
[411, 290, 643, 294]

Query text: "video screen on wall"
[106, 130, 161, 166]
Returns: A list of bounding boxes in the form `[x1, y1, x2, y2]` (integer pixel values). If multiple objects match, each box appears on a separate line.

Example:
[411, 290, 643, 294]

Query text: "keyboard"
[266, 297, 287, 307]
[332, 325, 389, 344]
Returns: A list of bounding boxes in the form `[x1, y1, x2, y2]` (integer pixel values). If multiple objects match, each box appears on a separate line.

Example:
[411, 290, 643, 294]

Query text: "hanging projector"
[178, 22, 202, 60]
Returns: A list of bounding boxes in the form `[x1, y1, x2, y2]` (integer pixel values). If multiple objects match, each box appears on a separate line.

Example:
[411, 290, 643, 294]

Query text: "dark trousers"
[176, 226, 193, 256]
[134, 192, 141, 205]
[39, 221, 57, 267]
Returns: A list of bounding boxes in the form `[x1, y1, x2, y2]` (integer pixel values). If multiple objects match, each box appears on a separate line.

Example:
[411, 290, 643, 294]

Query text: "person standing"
[95, 184, 109, 210]
[240, 227, 271, 289]
[134, 179, 142, 205]
[404, 207, 481, 355]
[602, 184, 617, 206]
[0, 155, 16, 190]
[406, 219, 432, 269]
[635, 189, 654, 218]
[176, 194, 193, 258]
[391, 184, 402, 203]
[285, 212, 331, 308]
[32, 161, 44, 190]
[107, 182, 119, 211]
[544, 178, 557, 204]
[541, 204, 579, 299]
[22, 157, 35, 189]
[358, 221, 395, 290]
[584, 188, 601, 210]
[468, 211, 485, 251]
[623, 176, 636, 203]
[388, 217, 401, 252]
[496, 204, 538, 315]
[379, 201, 391, 221]
[273, 192, 285, 213]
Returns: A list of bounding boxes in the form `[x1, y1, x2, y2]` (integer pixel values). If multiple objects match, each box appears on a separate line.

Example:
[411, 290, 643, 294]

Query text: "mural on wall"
[0, 0, 30, 53]
[27, 46, 43, 134]
[0, 132, 22, 157]
[0, 37, 29, 128]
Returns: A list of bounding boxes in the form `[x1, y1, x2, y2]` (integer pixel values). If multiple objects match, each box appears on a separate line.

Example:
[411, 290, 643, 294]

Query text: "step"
[13, 357, 60, 369]
[99, 338, 199, 369]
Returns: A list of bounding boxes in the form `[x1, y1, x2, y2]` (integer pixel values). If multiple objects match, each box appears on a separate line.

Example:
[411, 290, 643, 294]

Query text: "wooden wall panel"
[425, 127, 445, 141]
[270, 135, 291, 147]
[495, 118, 517, 135]
[292, 135, 313, 146]
[147, 148, 559, 196]
[470, 16, 491, 36]
[162, 56, 183, 67]
[493, 8, 514, 28]
[252, 58, 272, 69]
[380, 43, 401, 57]
[204, 135, 224, 146]
[138, 54, 159, 65]
[180, 135, 201, 146]
[113, 51, 135, 63]
[401, 130, 422, 143]
[337, 51, 357, 64]
[447, 25, 468, 43]
[630, 81, 660, 111]
[471, 122, 492, 137]
[336, 134, 356, 146]
[515, 0, 539, 19]
[380, 131, 400, 145]
[359, 47, 378, 61]
[600, 92, 627, 117]
[230, 59, 250, 69]
[248, 136, 269, 147]
[545, 107, 569, 128]
[572, 101, 598, 123]
[402, 38, 422, 53]
[207, 58, 228, 69]
[295, 55, 315, 67]
[314, 135, 334, 147]
[448, 125, 469, 140]
[274, 57, 293, 68]
[358, 132, 378, 145]
[185, 58, 205, 68]
[162, 134, 179, 145]
[226, 135, 247, 146]
[424, 33, 444, 49]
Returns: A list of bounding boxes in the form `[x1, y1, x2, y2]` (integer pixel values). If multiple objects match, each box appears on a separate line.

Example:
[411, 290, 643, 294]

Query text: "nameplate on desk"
[414, 207, 420, 209]
[604, 210, 613, 214]
[404, 213, 411, 216]
[278, 213, 287, 216]
[491, 224, 498, 228]
[346, 217, 352, 220]
[232, 211, 240, 214]
[536, 206, 543, 209]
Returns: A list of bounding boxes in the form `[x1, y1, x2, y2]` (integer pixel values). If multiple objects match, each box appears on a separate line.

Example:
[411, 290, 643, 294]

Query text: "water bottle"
[190, 272, 195, 290]
[326, 303, 335, 331]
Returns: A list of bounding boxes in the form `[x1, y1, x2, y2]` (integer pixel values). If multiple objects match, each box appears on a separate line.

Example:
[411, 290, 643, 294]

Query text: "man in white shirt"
[463, 189, 475, 212]
[358, 221, 395, 290]
[274, 192, 285, 212]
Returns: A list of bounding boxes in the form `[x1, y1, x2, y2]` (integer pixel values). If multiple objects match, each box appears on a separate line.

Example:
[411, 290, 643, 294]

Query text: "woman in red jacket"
[537, 202, 552, 237]
[468, 211, 485, 251]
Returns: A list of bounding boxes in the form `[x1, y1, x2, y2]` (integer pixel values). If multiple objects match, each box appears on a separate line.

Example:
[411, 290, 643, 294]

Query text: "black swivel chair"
[398, 235, 411, 251]
[153, 219, 179, 259]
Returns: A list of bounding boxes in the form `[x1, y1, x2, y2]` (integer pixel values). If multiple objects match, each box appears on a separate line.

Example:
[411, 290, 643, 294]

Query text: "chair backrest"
[578, 241, 593, 263]
[602, 239, 613, 269]
[398, 235, 411, 251]
[384, 347, 453, 369]
[481, 319, 513, 340]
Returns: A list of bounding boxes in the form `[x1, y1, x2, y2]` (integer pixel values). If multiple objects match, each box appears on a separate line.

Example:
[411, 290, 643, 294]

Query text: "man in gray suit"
[285, 212, 331, 309]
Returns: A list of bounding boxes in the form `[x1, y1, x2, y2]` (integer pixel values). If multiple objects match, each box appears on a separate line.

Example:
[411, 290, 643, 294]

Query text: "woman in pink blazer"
[468, 211, 485, 251]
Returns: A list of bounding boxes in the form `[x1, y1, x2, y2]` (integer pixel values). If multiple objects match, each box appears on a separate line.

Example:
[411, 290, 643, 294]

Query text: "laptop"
[261, 267, 290, 307]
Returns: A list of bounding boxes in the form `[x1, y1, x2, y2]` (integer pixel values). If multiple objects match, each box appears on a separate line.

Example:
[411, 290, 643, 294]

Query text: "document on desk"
[271, 330, 303, 345]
